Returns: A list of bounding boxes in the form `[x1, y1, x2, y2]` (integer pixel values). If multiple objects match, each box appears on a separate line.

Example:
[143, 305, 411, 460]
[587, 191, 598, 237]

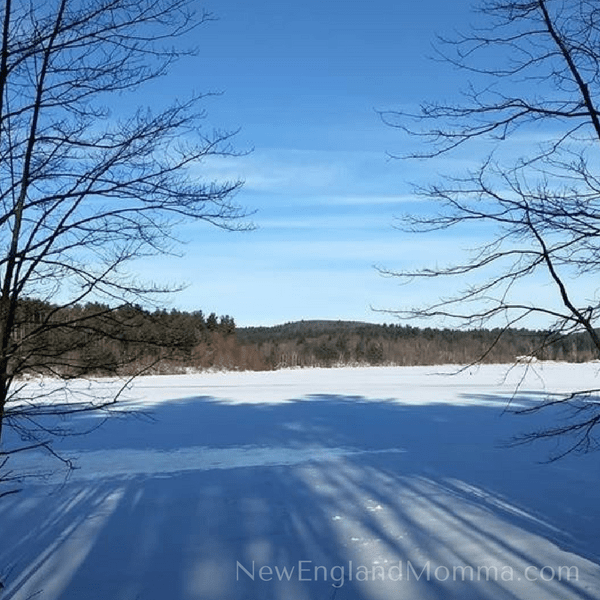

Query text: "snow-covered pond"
[1, 363, 599, 599]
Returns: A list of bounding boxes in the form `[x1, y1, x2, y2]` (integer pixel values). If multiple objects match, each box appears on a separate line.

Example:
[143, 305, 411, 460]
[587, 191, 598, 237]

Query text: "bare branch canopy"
[0, 0, 250, 488]
[383, 0, 600, 458]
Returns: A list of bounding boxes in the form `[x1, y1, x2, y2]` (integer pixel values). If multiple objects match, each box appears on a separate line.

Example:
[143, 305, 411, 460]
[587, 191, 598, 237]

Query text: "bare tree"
[382, 0, 600, 458]
[0, 0, 249, 492]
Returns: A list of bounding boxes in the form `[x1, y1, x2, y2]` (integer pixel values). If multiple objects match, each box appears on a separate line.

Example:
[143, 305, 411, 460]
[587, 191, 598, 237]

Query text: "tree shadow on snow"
[1, 389, 599, 600]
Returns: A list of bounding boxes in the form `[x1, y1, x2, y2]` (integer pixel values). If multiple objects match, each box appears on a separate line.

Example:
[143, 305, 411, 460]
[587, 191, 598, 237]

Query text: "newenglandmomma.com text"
[237, 560, 579, 588]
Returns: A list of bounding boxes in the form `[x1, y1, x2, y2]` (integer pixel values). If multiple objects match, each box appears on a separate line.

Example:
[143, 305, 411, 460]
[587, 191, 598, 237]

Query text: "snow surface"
[1, 363, 599, 600]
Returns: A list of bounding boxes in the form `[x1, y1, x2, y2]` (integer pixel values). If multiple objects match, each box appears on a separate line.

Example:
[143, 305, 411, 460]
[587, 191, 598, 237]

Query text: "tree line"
[12, 299, 237, 377]
[236, 320, 597, 369]
[11, 304, 597, 378]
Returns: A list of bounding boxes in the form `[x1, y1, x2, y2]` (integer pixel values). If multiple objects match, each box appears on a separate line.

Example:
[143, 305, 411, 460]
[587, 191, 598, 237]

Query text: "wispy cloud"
[199, 147, 405, 196]
[318, 193, 419, 206]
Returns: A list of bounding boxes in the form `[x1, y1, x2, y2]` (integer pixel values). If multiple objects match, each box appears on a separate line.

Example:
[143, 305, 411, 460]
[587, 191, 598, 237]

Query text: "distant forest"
[237, 320, 597, 369]
[10, 299, 598, 378]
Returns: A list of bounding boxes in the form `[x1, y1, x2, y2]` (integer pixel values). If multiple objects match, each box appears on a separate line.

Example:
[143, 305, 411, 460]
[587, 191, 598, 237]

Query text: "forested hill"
[236, 320, 597, 368]
[239, 320, 371, 342]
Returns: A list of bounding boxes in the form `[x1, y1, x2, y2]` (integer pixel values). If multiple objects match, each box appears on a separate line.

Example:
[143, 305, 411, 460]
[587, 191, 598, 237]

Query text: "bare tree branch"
[0, 0, 251, 488]
[383, 0, 600, 455]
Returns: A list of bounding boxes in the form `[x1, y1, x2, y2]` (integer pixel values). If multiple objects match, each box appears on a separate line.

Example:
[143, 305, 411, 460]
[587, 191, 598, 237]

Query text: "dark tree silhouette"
[0, 0, 249, 493]
[382, 0, 600, 458]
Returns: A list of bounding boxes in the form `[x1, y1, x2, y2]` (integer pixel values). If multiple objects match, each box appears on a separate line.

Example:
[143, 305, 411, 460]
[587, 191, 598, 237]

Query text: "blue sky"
[136, 0, 484, 326]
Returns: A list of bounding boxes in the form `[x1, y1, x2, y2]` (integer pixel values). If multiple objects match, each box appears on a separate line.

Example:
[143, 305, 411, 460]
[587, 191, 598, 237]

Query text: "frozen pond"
[1, 363, 599, 599]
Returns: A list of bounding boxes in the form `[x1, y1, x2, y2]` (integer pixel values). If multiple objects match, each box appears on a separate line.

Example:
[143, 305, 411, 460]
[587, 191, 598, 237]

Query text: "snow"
[1, 363, 599, 599]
